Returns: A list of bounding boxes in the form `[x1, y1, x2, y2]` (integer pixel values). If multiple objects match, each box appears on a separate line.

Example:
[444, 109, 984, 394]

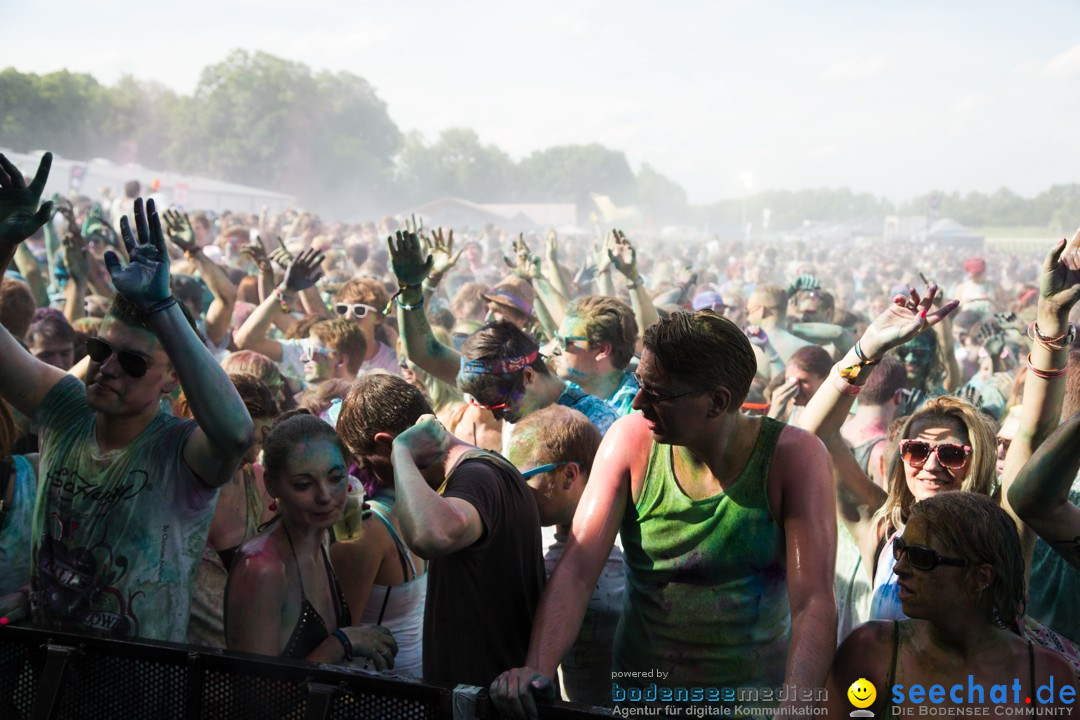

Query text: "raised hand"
[163, 209, 198, 254]
[545, 228, 559, 261]
[1038, 230, 1080, 319]
[0, 152, 54, 246]
[241, 238, 274, 273]
[282, 247, 325, 292]
[427, 227, 463, 279]
[858, 284, 960, 360]
[607, 229, 638, 279]
[62, 227, 90, 283]
[104, 198, 172, 310]
[592, 232, 614, 276]
[504, 233, 542, 280]
[388, 230, 433, 287]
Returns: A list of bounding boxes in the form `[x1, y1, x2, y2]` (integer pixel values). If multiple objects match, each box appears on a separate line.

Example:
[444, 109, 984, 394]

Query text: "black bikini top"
[280, 525, 351, 660]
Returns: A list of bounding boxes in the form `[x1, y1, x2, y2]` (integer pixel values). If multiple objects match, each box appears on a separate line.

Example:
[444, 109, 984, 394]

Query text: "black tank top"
[280, 526, 351, 660]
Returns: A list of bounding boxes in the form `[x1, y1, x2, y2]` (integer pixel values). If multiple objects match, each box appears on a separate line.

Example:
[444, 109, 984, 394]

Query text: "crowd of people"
[1, 150, 1078, 717]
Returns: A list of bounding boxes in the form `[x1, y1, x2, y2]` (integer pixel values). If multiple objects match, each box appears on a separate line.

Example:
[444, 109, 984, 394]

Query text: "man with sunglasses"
[492, 310, 837, 718]
[549, 296, 640, 417]
[0, 167, 254, 643]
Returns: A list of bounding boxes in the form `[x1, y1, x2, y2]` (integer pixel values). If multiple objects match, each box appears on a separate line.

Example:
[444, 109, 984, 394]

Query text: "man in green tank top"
[492, 310, 837, 718]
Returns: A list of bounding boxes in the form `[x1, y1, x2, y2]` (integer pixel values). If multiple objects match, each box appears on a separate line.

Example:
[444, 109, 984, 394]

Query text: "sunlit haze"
[6, 0, 1080, 203]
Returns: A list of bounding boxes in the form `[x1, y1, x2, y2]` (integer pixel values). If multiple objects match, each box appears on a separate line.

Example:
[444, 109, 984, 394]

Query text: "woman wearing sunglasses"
[800, 241, 1080, 654]
[826, 492, 1076, 716]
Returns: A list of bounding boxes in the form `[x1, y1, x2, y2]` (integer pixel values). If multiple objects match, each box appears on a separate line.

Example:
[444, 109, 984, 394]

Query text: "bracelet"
[853, 341, 880, 366]
[1026, 353, 1068, 380]
[274, 286, 294, 314]
[1028, 322, 1075, 351]
[625, 275, 643, 289]
[145, 296, 178, 315]
[395, 295, 425, 311]
[331, 629, 353, 662]
[831, 368, 862, 397]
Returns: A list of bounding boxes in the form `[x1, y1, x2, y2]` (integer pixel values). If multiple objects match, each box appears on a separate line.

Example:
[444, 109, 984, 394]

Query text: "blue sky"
[6, 0, 1079, 203]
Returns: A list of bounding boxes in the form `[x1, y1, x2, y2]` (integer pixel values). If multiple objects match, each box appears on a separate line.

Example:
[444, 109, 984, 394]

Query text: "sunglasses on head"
[521, 461, 569, 479]
[900, 440, 971, 470]
[892, 536, 968, 571]
[85, 337, 149, 378]
[335, 303, 377, 318]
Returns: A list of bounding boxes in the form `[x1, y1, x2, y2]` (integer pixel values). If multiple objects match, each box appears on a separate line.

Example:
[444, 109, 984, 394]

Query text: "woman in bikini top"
[225, 413, 398, 667]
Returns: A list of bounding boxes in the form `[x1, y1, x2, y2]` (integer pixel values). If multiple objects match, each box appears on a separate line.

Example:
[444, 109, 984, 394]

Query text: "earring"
[269, 499, 278, 512]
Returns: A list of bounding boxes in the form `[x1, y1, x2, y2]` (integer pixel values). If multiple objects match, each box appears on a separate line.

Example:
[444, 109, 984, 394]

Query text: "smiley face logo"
[847, 678, 877, 709]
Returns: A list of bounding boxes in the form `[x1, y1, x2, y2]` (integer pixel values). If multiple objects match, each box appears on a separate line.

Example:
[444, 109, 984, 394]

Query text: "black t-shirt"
[422, 450, 545, 687]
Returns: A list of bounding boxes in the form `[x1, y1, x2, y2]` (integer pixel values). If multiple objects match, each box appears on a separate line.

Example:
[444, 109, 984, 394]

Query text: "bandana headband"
[460, 349, 539, 375]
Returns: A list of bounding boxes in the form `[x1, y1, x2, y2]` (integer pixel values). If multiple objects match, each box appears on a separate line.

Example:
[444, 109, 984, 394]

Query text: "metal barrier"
[0, 625, 608, 719]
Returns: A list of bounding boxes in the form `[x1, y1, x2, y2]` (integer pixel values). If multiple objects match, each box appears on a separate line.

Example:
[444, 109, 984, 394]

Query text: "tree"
[517, 144, 637, 213]
[394, 128, 515, 205]
[637, 163, 688, 224]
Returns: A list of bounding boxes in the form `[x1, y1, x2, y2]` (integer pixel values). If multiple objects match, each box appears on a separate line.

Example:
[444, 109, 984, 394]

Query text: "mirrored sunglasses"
[899, 440, 971, 470]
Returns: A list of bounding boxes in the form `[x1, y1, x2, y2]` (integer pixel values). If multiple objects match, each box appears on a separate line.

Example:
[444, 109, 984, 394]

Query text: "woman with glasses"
[825, 492, 1076, 716]
[800, 240, 1080, 657]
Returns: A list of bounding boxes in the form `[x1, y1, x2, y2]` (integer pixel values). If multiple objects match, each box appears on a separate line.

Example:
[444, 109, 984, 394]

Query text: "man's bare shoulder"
[596, 413, 654, 470]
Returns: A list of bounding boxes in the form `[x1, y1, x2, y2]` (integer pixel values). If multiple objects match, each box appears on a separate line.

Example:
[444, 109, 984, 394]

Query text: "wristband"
[395, 295, 425, 311]
[332, 629, 353, 662]
[831, 369, 862, 397]
[145, 296, 178, 315]
[625, 276, 643, 289]
[1028, 322, 1075, 351]
[853, 341, 880, 366]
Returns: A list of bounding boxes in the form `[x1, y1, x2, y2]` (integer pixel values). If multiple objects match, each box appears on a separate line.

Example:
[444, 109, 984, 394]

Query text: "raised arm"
[1005, 234, 1080, 567]
[490, 413, 638, 720]
[107, 199, 253, 487]
[164, 209, 237, 346]
[422, 227, 464, 301]
[543, 229, 572, 303]
[506, 233, 567, 331]
[390, 416, 483, 558]
[608, 230, 660, 331]
[0, 153, 53, 277]
[388, 231, 461, 386]
[797, 284, 957, 553]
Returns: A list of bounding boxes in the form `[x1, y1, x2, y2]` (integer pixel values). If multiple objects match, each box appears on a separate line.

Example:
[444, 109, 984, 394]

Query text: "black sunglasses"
[85, 337, 149, 378]
[892, 537, 968, 571]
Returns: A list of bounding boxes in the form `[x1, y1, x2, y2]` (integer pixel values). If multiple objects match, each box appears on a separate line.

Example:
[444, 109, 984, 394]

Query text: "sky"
[5, 0, 1080, 204]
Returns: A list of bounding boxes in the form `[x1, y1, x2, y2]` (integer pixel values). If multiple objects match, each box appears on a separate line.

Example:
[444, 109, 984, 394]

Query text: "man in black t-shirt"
[337, 374, 545, 686]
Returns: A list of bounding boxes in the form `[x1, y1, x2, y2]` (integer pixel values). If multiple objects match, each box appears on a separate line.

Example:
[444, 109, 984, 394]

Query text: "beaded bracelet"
[1026, 353, 1068, 380]
[331, 629, 353, 662]
[625, 276, 644, 289]
[274, 286, 294, 314]
[385, 282, 423, 314]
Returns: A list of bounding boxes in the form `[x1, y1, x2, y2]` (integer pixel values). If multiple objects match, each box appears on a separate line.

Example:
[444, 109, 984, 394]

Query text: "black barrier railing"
[0, 625, 609, 719]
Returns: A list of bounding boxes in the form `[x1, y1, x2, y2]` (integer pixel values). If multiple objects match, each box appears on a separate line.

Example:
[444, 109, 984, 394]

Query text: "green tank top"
[615, 417, 789, 692]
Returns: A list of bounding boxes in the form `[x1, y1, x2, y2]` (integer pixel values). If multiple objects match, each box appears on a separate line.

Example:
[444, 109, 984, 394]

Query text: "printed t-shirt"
[30, 375, 216, 642]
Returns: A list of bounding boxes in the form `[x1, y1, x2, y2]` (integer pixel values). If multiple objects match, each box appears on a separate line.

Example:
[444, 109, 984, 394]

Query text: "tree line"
[2, 50, 1077, 232]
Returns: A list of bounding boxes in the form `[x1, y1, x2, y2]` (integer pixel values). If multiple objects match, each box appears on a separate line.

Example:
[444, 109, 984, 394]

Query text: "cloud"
[820, 55, 891, 83]
[1041, 43, 1080, 78]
